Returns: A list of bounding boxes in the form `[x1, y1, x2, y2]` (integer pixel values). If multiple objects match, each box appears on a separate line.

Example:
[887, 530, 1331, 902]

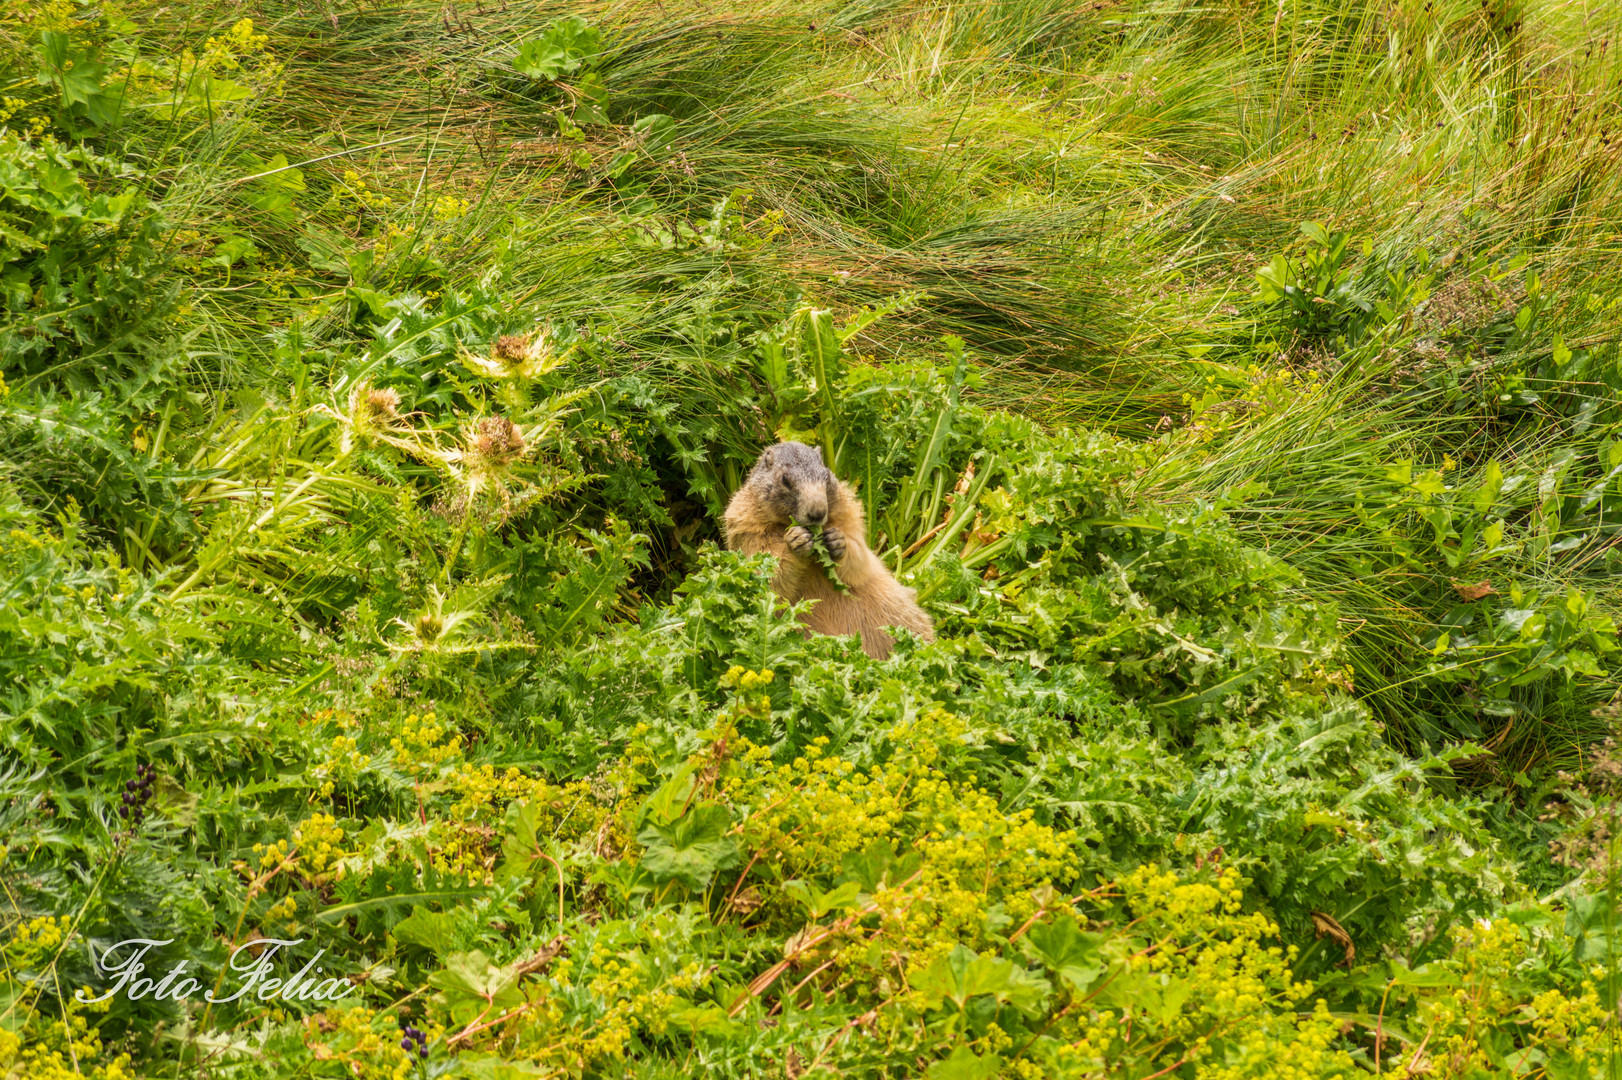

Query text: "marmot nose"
[802, 507, 827, 525]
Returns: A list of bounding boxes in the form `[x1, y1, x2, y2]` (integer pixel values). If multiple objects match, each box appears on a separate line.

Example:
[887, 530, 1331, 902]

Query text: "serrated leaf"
[513, 16, 602, 80]
[1021, 919, 1107, 993]
[428, 950, 524, 1027]
[913, 944, 1050, 1018]
[393, 906, 461, 956]
[637, 801, 738, 890]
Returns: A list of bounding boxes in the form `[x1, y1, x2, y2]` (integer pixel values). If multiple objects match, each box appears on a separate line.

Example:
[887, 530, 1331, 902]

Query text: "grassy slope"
[69, 0, 1622, 758]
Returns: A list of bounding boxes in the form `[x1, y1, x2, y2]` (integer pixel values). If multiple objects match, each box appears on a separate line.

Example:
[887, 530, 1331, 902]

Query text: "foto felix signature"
[74, 938, 357, 1004]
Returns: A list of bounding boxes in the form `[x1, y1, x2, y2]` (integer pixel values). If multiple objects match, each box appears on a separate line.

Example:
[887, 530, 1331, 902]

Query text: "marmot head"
[745, 441, 838, 527]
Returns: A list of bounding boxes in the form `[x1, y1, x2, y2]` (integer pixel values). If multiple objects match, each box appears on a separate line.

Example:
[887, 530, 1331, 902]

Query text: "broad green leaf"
[1021, 918, 1107, 993]
[393, 906, 461, 956]
[782, 878, 862, 919]
[666, 1004, 742, 1037]
[317, 885, 483, 926]
[632, 113, 677, 155]
[457, 1055, 556, 1079]
[926, 1045, 1002, 1080]
[498, 798, 545, 883]
[428, 950, 524, 1027]
[513, 16, 602, 80]
[912, 944, 1050, 1018]
[637, 801, 739, 890]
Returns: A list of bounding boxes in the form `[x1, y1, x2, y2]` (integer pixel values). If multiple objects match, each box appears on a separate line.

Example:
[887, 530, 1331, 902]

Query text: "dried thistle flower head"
[492, 335, 533, 363]
[462, 330, 566, 380]
[357, 386, 402, 423]
[429, 414, 537, 521]
[471, 416, 526, 466]
[313, 380, 416, 455]
[347, 381, 406, 432]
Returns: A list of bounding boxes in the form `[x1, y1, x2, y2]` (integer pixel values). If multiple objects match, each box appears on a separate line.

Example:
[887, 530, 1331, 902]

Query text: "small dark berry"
[118, 806, 128, 818]
[400, 1037, 413, 1051]
[126, 780, 137, 791]
[419, 1047, 429, 1059]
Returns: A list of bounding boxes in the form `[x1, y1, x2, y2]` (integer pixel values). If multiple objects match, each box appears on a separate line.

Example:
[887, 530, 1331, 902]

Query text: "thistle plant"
[459, 331, 568, 382]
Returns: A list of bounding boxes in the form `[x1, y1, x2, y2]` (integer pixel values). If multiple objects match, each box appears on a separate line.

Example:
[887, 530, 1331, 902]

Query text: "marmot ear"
[761, 445, 777, 466]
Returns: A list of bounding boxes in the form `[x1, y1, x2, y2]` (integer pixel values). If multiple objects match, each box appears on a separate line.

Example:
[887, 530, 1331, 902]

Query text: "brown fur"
[723, 441, 934, 660]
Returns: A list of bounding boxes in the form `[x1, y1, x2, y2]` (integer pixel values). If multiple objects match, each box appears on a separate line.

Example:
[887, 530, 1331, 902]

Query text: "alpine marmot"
[723, 441, 934, 660]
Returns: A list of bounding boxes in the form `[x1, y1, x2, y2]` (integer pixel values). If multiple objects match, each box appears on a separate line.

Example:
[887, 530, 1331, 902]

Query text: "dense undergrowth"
[2, 0, 1621, 1076]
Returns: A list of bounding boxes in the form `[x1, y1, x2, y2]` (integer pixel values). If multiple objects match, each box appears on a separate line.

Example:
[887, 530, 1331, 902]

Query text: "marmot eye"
[779, 474, 793, 489]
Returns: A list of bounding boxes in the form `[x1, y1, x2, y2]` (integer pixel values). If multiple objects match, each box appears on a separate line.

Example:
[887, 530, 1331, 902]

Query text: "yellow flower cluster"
[292, 812, 346, 874]
[390, 711, 460, 776]
[300, 1004, 443, 1080]
[373, 220, 415, 256]
[1414, 919, 1613, 1072]
[254, 837, 291, 870]
[713, 707, 1083, 1006]
[903, 777, 1077, 945]
[0, 990, 133, 1080]
[450, 762, 526, 819]
[202, 18, 271, 70]
[1057, 865, 1350, 1079]
[248, 814, 345, 886]
[448, 763, 598, 832]
[610, 721, 666, 790]
[318, 731, 364, 797]
[741, 736, 900, 867]
[7, 0, 76, 32]
[427, 830, 491, 887]
[718, 665, 774, 723]
[3, 914, 72, 968]
[431, 759, 606, 885]
[339, 169, 396, 213]
[718, 665, 774, 692]
[580, 947, 661, 1059]
[1180, 364, 1328, 442]
[432, 194, 472, 221]
[1195, 999, 1348, 1080]
[508, 930, 717, 1066]
[749, 207, 787, 241]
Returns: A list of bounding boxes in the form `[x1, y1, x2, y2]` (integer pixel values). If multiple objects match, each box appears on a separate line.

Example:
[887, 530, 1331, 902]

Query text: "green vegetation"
[2, 0, 1620, 1076]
